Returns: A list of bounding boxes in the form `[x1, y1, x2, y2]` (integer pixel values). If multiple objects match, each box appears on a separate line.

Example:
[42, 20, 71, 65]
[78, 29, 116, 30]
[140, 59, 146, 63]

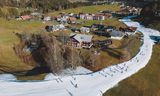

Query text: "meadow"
[104, 45, 160, 96]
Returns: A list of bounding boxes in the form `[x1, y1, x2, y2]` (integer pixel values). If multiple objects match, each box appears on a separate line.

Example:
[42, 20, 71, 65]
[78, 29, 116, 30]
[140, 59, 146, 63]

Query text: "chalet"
[52, 24, 65, 31]
[80, 27, 90, 33]
[78, 13, 85, 19]
[110, 30, 125, 40]
[85, 14, 93, 20]
[68, 34, 93, 48]
[105, 26, 116, 32]
[97, 26, 116, 32]
[79, 13, 86, 19]
[103, 13, 113, 18]
[30, 12, 42, 20]
[54, 15, 62, 22]
[68, 13, 73, 16]
[93, 14, 105, 20]
[128, 7, 141, 15]
[60, 17, 68, 24]
[73, 14, 79, 19]
[123, 21, 140, 28]
[55, 16, 68, 24]
[125, 27, 137, 35]
[91, 24, 106, 29]
[79, 13, 108, 20]
[93, 39, 112, 48]
[45, 24, 65, 32]
[68, 13, 78, 17]
[31, 12, 41, 16]
[21, 15, 32, 20]
[67, 17, 77, 24]
[44, 16, 52, 21]
[93, 30, 111, 37]
[16, 15, 31, 20]
[62, 15, 69, 19]
[79, 13, 93, 20]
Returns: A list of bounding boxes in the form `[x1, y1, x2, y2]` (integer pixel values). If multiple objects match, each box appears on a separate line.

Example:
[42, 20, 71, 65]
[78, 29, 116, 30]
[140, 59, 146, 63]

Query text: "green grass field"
[0, 18, 48, 73]
[49, 4, 120, 15]
[74, 18, 126, 28]
[104, 45, 160, 96]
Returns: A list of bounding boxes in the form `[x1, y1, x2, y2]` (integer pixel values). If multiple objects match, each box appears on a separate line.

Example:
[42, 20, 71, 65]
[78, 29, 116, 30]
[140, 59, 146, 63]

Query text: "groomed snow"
[44, 67, 92, 80]
[0, 19, 160, 96]
[0, 74, 17, 81]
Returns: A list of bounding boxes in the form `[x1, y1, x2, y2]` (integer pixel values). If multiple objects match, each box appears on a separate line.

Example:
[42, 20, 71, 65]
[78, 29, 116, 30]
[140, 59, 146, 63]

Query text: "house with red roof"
[20, 15, 32, 20]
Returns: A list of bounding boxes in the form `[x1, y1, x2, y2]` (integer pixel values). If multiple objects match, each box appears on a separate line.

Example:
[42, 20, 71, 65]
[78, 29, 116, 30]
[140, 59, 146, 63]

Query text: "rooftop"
[73, 34, 93, 42]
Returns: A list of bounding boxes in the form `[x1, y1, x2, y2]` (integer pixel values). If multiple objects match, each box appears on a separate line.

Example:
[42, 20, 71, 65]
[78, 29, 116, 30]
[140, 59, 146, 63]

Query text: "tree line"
[0, 0, 92, 13]
[140, 1, 160, 30]
[0, 7, 32, 19]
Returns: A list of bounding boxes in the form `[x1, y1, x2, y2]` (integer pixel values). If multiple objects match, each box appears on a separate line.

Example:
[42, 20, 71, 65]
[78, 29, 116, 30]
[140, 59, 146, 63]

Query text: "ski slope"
[0, 19, 160, 96]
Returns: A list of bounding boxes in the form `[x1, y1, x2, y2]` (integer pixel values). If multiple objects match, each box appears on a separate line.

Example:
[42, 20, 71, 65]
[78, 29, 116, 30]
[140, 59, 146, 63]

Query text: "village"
[0, 0, 160, 96]
[11, 2, 145, 72]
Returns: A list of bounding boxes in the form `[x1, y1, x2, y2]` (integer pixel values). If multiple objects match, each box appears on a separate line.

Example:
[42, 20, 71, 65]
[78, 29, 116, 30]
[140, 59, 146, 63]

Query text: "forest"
[0, 0, 92, 12]
[140, 1, 160, 31]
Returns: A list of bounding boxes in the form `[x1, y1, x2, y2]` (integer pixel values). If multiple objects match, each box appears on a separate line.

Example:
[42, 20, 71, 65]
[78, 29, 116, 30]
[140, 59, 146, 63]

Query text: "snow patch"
[0, 74, 17, 81]
[44, 73, 56, 80]
[44, 67, 92, 80]
[60, 66, 92, 75]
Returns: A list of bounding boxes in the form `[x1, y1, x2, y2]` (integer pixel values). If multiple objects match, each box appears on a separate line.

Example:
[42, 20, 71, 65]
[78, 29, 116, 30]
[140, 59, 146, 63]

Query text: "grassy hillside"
[0, 4, 121, 75]
[0, 18, 47, 73]
[49, 4, 120, 15]
[148, 22, 160, 31]
[70, 18, 126, 30]
[0, 4, 141, 80]
[104, 44, 160, 96]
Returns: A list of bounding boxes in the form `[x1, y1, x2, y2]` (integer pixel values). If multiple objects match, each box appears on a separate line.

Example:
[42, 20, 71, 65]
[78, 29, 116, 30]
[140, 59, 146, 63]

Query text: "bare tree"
[14, 33, 84, 73]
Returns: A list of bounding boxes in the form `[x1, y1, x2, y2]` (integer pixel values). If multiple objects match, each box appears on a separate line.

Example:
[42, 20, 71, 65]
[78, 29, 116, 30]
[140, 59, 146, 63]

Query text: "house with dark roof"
[45, 24, 65, 32]
[110, 30, 125, 40]
[93, 30, 111, 37]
